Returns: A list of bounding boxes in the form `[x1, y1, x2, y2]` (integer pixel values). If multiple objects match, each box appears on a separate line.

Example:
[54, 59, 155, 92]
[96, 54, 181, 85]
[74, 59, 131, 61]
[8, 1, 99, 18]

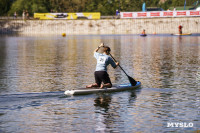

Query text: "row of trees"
[0, 0, 198, 16]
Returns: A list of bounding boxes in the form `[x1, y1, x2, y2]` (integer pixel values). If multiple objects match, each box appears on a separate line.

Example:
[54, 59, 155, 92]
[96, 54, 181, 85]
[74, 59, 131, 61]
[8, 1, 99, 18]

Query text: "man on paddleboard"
[178, 25, 183, 34]
[141, 29, 146, 35]
[86, 43, 119, 88]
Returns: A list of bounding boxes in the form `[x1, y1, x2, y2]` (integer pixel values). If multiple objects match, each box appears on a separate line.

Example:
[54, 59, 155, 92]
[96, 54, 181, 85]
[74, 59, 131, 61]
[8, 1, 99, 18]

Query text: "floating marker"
[62, 33, 66, 37]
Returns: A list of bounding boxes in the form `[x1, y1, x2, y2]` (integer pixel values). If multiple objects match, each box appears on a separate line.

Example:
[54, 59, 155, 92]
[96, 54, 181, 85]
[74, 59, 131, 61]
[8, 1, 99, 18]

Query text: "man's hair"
[103, 46, 111, 53]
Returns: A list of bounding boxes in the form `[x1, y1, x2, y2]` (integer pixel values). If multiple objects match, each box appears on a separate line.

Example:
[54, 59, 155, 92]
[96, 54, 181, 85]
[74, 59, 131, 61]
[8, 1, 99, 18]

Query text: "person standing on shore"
[26, 10, 29, 19]
[22, 10, 25, 20]
[116, 9, 120, 19]
[14, 12, 17, 19]
[173, 7, 176, 11]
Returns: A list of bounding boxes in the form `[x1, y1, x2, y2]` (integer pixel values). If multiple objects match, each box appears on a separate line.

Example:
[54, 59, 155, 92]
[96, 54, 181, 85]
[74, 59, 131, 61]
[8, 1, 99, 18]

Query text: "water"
[0, 34, 199, 132]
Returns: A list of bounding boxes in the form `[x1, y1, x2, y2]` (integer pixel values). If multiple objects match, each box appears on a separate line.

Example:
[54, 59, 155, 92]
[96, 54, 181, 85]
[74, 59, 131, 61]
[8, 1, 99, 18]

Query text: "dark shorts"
[94, 71, 112, 86]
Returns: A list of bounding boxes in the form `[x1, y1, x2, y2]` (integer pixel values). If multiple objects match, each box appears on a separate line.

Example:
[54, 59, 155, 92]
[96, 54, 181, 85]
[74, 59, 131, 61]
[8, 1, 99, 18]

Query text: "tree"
[8, 0, 48, 16]
[4, 0, 200, 16]
[171, 0, 198, 6]
[0, 0, 12, 16]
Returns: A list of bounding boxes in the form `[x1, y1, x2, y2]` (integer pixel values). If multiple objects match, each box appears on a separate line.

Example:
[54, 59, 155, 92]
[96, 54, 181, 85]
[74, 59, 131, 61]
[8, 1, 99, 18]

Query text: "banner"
[120, 10, 200, 18]
[34, 12, 101, 20]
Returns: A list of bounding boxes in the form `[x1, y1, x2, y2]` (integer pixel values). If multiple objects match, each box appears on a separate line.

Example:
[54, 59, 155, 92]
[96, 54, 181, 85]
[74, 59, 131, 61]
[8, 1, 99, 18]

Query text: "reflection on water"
[0, 34, 199, 132]
[0, 35, 104, 93]
[93, 89, 142, 132]
[0, 35, 199, 94]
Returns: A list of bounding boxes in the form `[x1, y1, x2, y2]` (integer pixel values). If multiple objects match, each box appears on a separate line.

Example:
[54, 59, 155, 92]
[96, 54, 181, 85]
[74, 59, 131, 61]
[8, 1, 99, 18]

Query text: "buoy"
[153, 32, 156, 35]
[62, 33, 66, 37]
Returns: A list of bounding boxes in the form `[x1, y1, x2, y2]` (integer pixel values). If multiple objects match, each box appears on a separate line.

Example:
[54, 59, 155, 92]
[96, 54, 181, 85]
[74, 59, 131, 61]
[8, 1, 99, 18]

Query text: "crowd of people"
[13, 10, 29, 20]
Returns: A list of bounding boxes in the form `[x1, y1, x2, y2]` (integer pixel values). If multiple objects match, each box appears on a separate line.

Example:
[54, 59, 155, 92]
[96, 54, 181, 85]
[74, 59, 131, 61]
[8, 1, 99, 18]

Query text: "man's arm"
[113, 62, 119, 69]
[94, 43, 104, 54]
[109, 57, 119, 69]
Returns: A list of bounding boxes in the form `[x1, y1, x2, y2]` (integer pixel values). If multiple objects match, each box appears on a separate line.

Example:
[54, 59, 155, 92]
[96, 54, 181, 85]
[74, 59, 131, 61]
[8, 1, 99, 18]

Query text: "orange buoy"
[62, 33, 66, 37]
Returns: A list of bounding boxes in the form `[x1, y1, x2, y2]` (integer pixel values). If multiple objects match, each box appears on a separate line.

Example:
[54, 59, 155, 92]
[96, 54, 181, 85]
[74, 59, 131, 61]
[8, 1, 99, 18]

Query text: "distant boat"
[172, 33, 192, 36]
[140, 34, 147, 37]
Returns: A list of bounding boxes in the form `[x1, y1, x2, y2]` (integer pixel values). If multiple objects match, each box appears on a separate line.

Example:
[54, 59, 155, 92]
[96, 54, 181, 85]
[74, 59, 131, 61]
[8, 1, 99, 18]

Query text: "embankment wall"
[0, 17, 200, 34]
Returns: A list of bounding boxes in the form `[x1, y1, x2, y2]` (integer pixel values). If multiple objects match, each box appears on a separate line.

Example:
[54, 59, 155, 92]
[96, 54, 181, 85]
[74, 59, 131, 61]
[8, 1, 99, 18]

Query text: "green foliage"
[8, 0, 48, 16]
[0, 0, 199, 16]
[0, 0, 11, 15]
[171, 0, 198, 7]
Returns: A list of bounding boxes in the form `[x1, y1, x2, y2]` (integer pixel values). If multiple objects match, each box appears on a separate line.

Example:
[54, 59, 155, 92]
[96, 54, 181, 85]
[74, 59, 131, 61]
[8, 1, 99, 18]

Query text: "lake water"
[0, 34, 199, 132]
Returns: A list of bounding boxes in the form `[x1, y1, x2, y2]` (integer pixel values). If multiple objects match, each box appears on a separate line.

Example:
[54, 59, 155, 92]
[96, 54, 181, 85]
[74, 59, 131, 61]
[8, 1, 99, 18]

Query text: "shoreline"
[0, 17, 200, 35]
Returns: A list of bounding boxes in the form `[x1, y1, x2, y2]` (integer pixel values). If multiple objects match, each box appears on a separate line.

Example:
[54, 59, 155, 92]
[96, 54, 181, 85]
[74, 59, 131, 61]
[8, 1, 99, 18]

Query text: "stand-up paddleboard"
[172, 33, 192, 36]
[140, 34, 147, 37]
[64, 81, 141, 95]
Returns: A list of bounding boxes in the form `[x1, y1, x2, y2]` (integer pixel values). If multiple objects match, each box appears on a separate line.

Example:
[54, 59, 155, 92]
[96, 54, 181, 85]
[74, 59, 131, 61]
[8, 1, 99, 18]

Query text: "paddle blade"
[128, 76, 137, 86]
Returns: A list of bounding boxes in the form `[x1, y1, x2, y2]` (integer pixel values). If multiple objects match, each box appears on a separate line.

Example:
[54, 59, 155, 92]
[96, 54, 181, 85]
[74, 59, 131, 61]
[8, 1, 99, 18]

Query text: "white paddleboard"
[64, 81, 141, 95]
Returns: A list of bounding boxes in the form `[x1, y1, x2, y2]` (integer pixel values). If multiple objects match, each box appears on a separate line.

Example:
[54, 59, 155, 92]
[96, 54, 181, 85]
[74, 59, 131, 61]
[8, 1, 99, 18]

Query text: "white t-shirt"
[94, 52, 116, 71]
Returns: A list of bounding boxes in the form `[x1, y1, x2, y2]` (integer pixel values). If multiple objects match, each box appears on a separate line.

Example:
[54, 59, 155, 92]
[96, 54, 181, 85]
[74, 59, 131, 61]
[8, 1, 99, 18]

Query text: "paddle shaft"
[109, 53, 129, 77]
[109, 53, 137, 86]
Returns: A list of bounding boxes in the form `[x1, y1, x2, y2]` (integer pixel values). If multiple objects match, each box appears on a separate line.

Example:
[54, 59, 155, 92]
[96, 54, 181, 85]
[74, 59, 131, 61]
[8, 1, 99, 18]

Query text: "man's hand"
[99, 43, 104, 47]
[116, 62, 119, 66]
[94, 43, 105, 53]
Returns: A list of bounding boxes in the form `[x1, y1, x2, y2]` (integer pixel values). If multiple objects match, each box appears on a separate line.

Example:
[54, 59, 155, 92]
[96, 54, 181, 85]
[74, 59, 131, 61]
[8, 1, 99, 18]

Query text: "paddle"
[109, 53, 137, 86]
